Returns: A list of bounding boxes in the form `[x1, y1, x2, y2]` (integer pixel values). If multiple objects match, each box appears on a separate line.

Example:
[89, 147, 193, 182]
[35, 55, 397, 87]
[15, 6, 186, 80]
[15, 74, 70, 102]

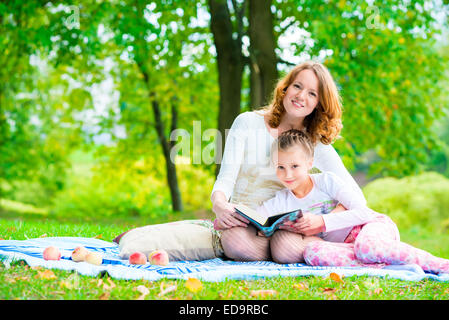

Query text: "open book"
[234, 204, 303, 237]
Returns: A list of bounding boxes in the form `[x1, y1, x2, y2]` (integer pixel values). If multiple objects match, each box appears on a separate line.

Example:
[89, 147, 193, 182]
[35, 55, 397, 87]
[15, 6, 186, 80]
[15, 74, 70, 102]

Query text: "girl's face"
[274, 147, 313, 192]
[282, 69, 320, 121]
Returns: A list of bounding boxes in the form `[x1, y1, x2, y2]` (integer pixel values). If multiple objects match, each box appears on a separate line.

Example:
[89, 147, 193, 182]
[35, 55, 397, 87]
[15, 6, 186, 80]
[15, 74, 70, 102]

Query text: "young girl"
[220, 129, 449, 274]
[213, 61, 363, 262]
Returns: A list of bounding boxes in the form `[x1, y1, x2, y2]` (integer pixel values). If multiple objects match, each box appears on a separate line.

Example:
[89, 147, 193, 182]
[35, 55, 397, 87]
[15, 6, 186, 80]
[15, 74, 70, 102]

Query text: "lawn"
[1, 206, 449, 301]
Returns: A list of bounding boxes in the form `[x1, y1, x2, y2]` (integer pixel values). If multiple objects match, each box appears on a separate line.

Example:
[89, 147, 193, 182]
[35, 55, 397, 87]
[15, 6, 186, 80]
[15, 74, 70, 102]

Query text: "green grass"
[1, 208, 449, 300]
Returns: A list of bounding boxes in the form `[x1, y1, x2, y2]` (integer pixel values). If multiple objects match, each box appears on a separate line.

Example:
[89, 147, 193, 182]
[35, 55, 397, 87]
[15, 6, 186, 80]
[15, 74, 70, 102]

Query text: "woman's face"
[282, 69, 320, 121]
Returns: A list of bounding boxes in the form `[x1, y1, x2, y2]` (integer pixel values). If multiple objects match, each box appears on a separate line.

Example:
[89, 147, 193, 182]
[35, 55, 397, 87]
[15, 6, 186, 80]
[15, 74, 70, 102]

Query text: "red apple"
[43, 246, 61, 261]
[71, 246, 89, 262]
[148, 249, 169, 266]
[85, 251, 103, 265]
[129, 252, 148, 265]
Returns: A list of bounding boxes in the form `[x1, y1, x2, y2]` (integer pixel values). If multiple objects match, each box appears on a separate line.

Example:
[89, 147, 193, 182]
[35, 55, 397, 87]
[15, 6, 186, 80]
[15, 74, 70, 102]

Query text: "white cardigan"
[211, 111, 366, 209]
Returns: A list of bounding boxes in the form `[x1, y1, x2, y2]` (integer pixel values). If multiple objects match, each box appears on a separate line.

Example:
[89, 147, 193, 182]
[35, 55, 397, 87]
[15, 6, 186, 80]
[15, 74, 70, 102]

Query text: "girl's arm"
[319, 172, 374, 232]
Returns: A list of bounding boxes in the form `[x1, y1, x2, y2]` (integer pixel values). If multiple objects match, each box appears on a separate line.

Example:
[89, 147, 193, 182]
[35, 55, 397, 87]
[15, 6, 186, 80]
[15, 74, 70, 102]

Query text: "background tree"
[1, 0, 448, 218]
[89, 0, 219, 211]
[248, 0, 278, 109]
[210, 0, 449, 177]
[0, 1, 91, 205]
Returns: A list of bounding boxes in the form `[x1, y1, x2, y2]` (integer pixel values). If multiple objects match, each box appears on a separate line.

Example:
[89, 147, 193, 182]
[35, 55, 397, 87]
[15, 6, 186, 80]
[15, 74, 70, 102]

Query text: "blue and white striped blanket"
[1, 237, 448, 282]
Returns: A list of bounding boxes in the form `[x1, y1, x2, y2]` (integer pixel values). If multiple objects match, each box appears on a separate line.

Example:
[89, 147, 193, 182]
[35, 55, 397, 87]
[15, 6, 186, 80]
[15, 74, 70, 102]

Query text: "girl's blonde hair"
[270, 129, 315, 168]
[262, 61, 343, 145]
[275, 129, 315, 159]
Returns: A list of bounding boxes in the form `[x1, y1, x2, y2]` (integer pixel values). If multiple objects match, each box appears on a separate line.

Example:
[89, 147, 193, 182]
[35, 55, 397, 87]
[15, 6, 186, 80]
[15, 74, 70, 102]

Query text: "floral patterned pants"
[303, 214, 449, 275]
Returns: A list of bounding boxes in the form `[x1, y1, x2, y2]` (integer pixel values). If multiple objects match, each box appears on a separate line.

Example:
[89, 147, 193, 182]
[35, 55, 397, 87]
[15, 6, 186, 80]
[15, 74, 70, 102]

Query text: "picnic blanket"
[1, 237, 448, 282]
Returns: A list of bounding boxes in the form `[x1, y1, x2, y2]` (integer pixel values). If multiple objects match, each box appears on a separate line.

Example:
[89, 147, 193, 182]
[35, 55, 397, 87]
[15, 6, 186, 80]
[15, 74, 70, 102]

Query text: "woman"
[211, 61, 364, 262]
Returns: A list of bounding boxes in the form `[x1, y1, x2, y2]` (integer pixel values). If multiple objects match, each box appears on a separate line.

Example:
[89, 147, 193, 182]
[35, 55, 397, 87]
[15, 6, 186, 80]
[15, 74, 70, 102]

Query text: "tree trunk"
[138, 65, 183, 212]
[151, 97, 184, 212]
[248, 0, 278, 109]
[208, 0, 246, 177]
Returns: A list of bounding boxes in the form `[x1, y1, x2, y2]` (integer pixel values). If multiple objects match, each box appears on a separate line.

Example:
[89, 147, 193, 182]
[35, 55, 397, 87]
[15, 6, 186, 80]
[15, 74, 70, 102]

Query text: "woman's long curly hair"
[262, 61, 343, 145]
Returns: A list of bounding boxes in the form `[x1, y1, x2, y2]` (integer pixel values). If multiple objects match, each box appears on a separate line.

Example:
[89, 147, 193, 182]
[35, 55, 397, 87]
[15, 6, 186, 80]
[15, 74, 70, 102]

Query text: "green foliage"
[50, 151, 214, 220]
[276, 0, 449, 177]
[363, 172, 449, 232]
[177, 160, 215, 211]
[0, 1, 95, 202]
[2, 0, 449, 214]
[51, 155, 172, 220]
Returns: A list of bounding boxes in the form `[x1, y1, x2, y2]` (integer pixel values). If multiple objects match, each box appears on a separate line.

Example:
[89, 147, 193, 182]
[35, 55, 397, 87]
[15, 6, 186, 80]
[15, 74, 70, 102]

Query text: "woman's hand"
[212, 192, 249, 229]
[279, 212, 325, 236]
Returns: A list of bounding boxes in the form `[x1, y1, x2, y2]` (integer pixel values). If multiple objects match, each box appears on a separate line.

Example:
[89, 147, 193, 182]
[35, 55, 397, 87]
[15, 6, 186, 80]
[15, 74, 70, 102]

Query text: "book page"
[235, 204, 268, 225]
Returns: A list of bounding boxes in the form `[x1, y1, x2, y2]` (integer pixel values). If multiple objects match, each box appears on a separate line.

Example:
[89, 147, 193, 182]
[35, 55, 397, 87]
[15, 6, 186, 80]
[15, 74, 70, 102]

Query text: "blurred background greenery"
[1, 0, 449, 239]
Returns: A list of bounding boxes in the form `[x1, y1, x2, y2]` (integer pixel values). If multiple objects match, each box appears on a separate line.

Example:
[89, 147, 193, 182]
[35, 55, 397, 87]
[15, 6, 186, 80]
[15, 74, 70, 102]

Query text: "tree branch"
[277, 57, 296, 66]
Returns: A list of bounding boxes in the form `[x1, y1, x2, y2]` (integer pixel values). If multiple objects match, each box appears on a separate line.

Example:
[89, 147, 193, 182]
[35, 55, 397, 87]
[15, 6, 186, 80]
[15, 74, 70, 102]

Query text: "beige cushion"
[118, 219, 224, 261]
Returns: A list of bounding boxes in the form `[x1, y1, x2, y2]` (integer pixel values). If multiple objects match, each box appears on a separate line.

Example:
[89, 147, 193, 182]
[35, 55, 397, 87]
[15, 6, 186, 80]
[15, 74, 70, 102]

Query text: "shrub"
[50, 156, 214, 220]
[363, 172, 449, 233]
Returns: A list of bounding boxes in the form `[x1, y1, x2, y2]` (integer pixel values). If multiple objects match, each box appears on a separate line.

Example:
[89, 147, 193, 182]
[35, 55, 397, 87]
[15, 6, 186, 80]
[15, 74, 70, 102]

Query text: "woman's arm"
[313, 143, 366, 203]
[210, 113, 251, 228]
[210, 113, 248, 202]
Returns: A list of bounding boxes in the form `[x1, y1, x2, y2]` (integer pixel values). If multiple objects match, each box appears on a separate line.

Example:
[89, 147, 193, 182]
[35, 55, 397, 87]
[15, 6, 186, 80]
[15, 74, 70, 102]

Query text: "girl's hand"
[279, 212, 325, 236]
[331, 203, 346, 213]
[212, 199, 249, 229]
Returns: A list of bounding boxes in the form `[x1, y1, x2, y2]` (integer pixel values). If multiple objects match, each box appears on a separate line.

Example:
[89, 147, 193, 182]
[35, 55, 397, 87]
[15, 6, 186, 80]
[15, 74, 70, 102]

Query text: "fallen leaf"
[5, 278, 16, 284]
[158, 282, 177, 297]
[99, 292, 110, 300]
[322, 287, 337, 294]
[185, 278, 203, 293]
[15, 275, 31, 281]
[329, 272, 344, 283]
[218, 289, 233, 299]
[39, 234, 48, 238]
[94, 234, 103, 239]
[373, 288, 383, 295]
[135, 285, 150, 300]
[250, 289, 278, 297]
[97, 278, 116, 290]
[105, 278, 116, 290]
[293, 282, 309, 291]
[35, 269, 56, 280]
[59, 280, 73, 289]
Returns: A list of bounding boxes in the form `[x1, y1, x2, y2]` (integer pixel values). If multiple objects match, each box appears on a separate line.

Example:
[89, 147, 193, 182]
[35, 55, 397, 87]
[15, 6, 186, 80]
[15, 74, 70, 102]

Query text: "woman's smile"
[292, 100, 304, 108]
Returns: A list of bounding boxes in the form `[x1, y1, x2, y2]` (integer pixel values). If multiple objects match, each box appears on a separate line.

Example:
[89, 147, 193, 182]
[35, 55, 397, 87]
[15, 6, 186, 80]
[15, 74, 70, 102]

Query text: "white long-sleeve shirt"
[211, 111, 366, 209]
[257, 172, 377, 242]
